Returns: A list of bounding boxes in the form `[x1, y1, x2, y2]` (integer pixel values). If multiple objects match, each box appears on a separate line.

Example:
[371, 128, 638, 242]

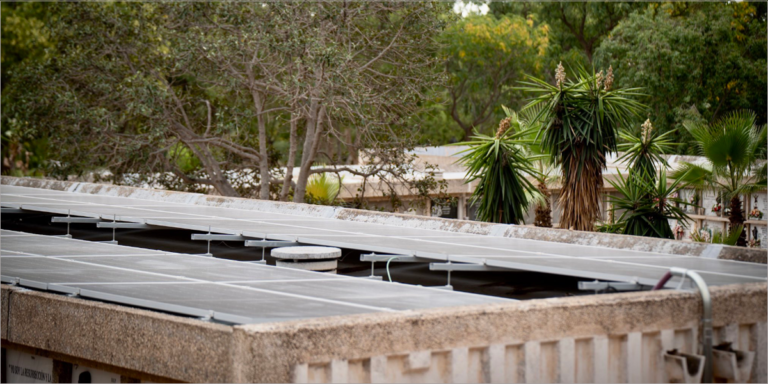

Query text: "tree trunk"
[293, 104, 325, 203]
[249, 89, 270, 200]
[194, 147, 239, 197]
[534, 180, 553, 228]
[280, 114, 299, 201]
[559, 146, 602, 231]
[729, 195, 747, 246]
[177, 133, 239, 197]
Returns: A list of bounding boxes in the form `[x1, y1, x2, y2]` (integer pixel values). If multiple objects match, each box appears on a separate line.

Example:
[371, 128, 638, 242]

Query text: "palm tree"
[519, 64, 646, 231]
[603, 118, 686, 238]
[454, 112, 542, 224]
[672, 110, 767, 246]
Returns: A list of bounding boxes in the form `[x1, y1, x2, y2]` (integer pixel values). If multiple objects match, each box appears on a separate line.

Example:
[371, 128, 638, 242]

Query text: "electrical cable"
[386, 256, 399, 282]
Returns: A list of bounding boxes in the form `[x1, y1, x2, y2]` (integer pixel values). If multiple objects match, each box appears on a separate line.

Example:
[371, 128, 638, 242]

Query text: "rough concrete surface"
[1, 280, 765, 382]
[717, 245, 768, 264]
[233, 282, 767, 382]
[3, 176, 766, 263]
[1, 285, 234, 383]
[1, 284, 14, 340]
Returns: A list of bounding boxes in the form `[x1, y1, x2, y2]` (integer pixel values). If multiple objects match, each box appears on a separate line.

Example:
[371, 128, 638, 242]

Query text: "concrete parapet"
[1, 285, 234, 383]
[234, 282, 767, 383]
[4, 176, 764, 263]
[2, 282, 766, 383]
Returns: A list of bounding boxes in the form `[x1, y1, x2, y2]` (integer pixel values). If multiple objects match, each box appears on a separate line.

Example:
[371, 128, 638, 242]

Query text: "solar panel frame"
[1, 230, 511, 324]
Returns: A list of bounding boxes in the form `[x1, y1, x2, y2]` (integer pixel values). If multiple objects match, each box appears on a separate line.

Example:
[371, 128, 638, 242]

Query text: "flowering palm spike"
[496, 117, 512, 139]
[641, 118, 653, 144]
[604, 65, 614, 91]
[555, 62, 566, 89]
[596, 70, 604, 89]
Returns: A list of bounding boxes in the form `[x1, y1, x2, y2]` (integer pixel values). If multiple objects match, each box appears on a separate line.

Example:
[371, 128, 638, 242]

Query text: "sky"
[452, 0, 490, 18]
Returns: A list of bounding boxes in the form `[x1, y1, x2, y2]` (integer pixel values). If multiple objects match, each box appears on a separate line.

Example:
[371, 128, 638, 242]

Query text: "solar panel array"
[2, 185, 766, 289]
[1, 230, 508, 324]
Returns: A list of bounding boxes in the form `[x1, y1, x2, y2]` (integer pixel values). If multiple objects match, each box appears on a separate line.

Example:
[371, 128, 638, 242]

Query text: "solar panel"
[0, 230, 509, 324]
[2, 184, 766, 289]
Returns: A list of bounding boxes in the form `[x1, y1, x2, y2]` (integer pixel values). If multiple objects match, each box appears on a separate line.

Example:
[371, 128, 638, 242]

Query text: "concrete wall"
[2, 176, 766, 263]
[2, 283, 766, 383]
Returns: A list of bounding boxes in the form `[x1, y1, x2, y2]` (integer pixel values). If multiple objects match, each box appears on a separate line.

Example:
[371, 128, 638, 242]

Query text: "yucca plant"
[617, 118, 678, 184]
[607, 170, 690, 239]
[305, 172, 343, 206]
[454, 114, 542, 224]
[672, 110, 767, 246]
[603, 118, 683, 237]
[519, 64, 646, 231]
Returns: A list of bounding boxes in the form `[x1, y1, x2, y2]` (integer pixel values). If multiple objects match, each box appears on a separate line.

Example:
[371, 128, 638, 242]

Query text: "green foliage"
[672, 109, 765, 246]
[711, 225, 744, 246]
[537, 2, 642, 64]
[2, 2, 447, 203]
[672, 110, 766, 199]
[453, 114, 541, 224]
[607, 170, 690, 239]
[607, 117, 680, 238]
[596, 3, 767, 154]
[617, 120, 678, 184]
[168, 143, 201, 174]
[519, 64, 646, 230]
[1, 2, 54, 84]
[305, 173, 343, 206]
[520, 65, 645, 178]
[693, 225, 743, 246]
[420, 12, 548, 143]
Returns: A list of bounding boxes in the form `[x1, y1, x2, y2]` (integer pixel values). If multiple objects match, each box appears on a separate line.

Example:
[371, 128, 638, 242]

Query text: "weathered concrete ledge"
[3, 176, 766, 263]
[1, 285, 234, 383]
[3, 283, 766, 382]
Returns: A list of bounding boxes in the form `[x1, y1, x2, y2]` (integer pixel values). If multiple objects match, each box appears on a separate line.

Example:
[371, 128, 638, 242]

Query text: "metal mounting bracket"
[578, 280, 645, 293]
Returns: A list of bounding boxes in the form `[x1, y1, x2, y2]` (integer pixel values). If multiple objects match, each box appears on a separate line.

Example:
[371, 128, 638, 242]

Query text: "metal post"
[669, 267, 713, 383]
[369, 253, 376, 278]
[207, 227, 212, 256]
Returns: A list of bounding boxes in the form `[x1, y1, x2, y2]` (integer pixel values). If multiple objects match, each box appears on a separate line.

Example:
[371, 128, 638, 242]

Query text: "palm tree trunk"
[729, 195, 747, 246]
[534, 180, 553, 227]
[559, 147, 602, 231]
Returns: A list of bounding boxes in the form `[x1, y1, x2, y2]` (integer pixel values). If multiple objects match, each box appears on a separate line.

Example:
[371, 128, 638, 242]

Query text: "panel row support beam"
[360, 254, 422, 263]
[429, 263, 507, 272]
[244, 240, 301, 248]
[51, 217, 104, 224]
[96, 222, 153, 229]
[578, 280, 646, 292]
[51, 215, 156, 245]
[51, 213, 104, 240]
[191, 234, 250, 241]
